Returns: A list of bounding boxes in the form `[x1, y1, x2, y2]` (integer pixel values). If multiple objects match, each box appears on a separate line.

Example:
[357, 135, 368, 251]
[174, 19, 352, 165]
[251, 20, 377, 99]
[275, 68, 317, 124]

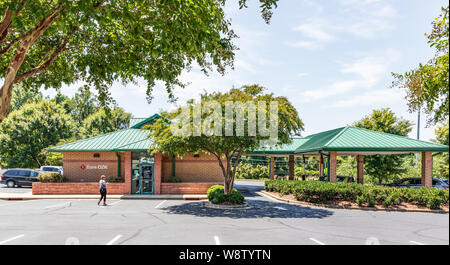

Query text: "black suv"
[0, 169, 40, 188]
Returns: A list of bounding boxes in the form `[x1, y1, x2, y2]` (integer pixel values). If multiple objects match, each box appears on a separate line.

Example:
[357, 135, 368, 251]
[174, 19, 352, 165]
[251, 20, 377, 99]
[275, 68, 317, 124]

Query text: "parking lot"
[0, 181, 448, 245]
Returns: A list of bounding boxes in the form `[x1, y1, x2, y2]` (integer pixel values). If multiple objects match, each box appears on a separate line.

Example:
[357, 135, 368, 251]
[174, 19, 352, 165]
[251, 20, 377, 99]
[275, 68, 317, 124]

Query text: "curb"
[257, 191, 449, 214]
[203, 201, 250, 209]
[0, 194, 207, 200]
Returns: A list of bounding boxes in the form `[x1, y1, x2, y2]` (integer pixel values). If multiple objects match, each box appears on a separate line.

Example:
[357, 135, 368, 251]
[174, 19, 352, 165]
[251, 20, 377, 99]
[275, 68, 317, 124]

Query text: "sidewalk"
[0, 192, 207, 200]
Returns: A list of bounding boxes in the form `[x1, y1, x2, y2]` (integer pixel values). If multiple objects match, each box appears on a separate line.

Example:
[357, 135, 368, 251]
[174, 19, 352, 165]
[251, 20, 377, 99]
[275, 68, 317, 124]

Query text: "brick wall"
[161, 182, 222, 194]
[62, 152, 121, 182]
[32, 182, 126, 195]
[162, 152, 226, 182]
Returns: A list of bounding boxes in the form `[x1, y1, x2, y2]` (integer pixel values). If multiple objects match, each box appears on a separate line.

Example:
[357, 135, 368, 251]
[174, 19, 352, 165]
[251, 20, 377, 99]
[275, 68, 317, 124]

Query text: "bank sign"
[80, 164, 108, 170]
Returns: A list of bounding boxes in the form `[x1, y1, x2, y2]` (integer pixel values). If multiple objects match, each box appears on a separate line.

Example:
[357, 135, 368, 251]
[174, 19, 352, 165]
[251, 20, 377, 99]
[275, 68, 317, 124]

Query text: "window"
[18, 170, 30, 177]
[94, 153, 100, 158]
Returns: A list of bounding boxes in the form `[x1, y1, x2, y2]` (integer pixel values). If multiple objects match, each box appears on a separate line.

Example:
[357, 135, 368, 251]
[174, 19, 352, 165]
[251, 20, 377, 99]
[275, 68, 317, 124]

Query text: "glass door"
[139, 164, 154, 194]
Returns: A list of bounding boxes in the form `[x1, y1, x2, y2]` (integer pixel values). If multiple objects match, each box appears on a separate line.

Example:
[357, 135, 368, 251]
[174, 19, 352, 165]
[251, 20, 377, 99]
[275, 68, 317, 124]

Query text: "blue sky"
[44, 0, 447, 142]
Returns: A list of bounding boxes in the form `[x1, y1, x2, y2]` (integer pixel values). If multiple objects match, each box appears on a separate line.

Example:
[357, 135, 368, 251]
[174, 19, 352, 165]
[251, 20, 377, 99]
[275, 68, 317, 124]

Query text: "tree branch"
[13, 26, 78, 84]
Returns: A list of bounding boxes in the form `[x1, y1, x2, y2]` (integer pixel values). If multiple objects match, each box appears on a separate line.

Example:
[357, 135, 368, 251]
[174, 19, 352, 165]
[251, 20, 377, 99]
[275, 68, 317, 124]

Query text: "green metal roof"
[129, 118, 147, 128]
[130, 114, 161, 129]
[48, 128, 152, 152]
[251, 138, 309, 154]
[294, 126, 449, 154]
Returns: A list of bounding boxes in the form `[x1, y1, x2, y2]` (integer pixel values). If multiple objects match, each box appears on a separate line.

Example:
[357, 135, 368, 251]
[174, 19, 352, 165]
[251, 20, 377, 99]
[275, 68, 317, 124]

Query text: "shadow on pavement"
[164, 199, 333, 219]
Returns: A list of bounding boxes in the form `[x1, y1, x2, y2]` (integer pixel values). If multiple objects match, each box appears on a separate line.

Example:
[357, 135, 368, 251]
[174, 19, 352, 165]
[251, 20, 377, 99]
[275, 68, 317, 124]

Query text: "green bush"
[38, 172, 66, 183]
[166, 175, 182, 183]
[235, 164, 269, 179]
[265, 180, 449, 210]
[107, 176, 124, 183]
[207, 185, 245, 205]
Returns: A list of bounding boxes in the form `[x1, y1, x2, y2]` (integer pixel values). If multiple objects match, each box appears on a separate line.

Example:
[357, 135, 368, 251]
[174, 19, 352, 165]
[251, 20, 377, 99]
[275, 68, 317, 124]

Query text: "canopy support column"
[329, 152, 337, 183]
[357, 155, 364, 184]
[421, 152, 433, 188]
[288, 155, 295, 180]
[270, 156, 275, 180]
[319, 155, 324, 177]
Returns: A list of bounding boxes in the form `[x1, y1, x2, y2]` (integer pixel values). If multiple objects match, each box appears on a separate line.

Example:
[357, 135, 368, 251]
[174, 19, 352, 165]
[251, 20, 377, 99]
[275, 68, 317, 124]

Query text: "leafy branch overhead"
[0, 0, 279, 122]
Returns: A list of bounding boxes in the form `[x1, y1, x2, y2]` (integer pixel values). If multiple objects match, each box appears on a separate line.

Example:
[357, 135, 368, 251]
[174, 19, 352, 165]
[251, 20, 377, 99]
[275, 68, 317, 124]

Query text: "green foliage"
[433, 122, 449, 180]
[8, 85, 43, 115]
[207, 185, 245, 205]
[79, 107, 131, 138]
[0, 0, 279, 120]
[353, 108, 413, 184]
[149, 85, 304, 193]
[107, 176, 124, 183]
[0, 100, 75, 168]
[336, 156, 356, 177]
[392, 6, 449, 125]
[265, 180, 449, 210]
[38, 172, 66, 183]
[235, 163, 269, 179]
[166, 175, 182, 183]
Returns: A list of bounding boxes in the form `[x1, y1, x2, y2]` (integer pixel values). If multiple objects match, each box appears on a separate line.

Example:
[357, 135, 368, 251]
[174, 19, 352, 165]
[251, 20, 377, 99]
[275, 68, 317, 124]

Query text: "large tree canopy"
[353, 108, 413, 184]
[0, 0, 279, 123]
[392, 6, 449, 125]
[0, 100, 74, 168]
[148, 85, 304, 193]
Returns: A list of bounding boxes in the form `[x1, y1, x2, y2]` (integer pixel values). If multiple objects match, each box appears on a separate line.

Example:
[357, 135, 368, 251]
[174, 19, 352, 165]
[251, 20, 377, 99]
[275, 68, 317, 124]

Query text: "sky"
[43, 0, 448, 142]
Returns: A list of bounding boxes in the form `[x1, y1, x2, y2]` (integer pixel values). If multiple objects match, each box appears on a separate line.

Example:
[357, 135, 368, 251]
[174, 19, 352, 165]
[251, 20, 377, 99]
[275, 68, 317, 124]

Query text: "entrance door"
[139, 164, 154, 194]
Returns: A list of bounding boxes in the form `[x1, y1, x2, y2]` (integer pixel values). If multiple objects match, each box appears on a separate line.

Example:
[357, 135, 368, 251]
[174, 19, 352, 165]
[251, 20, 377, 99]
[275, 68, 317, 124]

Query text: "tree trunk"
[0, 9, 60, 122]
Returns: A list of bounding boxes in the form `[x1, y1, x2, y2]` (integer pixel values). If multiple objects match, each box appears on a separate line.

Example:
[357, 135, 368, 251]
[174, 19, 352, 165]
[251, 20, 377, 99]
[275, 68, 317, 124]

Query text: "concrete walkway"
[0, 192, 207, 200]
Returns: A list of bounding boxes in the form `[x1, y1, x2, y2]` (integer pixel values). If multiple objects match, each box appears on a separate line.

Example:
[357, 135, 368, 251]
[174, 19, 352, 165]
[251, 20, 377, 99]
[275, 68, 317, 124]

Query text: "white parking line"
[106, 235, 123, 245]
[108, 200, 122, 206]
[274, 206, 287, 210]
[44, 201, 71, 210]
[155, 200, 167, 209]
[0, 234, 24, 245]
[409, 241, 425, 245]
[214, 236, 221, 245]
[309, 238, 326, 245]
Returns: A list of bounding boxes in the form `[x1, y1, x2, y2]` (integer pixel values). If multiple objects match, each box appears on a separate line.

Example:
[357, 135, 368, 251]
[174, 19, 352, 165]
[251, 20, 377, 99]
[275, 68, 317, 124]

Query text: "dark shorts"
[100, 188, 107, 195]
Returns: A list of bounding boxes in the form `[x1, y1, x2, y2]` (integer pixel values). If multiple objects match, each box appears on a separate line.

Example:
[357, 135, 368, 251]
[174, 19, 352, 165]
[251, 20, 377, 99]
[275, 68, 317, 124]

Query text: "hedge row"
[265, 180, 449, 210]
[207, 185, 245, 205]
[38, 172, 66, 183]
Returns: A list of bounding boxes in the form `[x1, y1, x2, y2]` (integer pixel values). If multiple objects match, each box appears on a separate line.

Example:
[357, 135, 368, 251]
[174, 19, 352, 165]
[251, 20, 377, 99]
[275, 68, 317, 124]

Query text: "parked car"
[385, 178, 449, 190]
[318, 175, 355, 183]
[40, 166, 63, 175]
[0, 169, 40, 188]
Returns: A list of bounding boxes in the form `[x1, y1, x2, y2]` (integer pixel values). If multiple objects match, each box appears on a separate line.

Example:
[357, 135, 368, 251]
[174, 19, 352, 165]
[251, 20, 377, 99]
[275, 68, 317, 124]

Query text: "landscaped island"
[265, 180, 449, 210]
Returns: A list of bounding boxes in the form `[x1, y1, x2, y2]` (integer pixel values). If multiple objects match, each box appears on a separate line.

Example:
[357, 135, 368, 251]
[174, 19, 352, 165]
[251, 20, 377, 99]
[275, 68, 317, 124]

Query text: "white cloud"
[296, 73, 309, 78]
[294, 21, 335, 42]
[324, 88, 404, 109]
[298, 49, 401, 102]
[286, 40, 321, 50]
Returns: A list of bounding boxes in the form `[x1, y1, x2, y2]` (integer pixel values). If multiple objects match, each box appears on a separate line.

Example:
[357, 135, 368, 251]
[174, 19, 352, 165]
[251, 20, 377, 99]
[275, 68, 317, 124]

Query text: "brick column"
[154, 152, 162, 194]
[421, 152, 433, 188]
[288, 155, 295, 180]
[357, 155, 364, 184]
[270, 156, 275, 180]
[123, 152, 132, 194]
[319, 155, 324, 177]
[329, 152, 337, 183]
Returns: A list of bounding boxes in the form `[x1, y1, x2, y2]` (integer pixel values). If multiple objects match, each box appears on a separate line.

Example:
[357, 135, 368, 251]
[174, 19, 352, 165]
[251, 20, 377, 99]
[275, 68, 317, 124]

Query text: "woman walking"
[98, 175, 108, 206]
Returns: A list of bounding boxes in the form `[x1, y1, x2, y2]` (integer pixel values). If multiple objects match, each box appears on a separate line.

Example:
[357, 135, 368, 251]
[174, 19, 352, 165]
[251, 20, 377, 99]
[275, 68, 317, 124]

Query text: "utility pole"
[416, 107, 420, 162]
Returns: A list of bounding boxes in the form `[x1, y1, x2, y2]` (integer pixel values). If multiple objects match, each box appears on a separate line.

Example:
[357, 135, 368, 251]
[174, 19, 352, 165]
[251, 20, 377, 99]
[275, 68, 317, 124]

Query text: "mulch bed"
[267, 191, 449, 212]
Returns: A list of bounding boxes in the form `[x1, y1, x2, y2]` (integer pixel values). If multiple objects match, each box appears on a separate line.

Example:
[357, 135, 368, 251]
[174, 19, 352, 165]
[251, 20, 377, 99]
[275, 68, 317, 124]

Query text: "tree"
[353, 108, 413, 184]
[392, 6, 449, 125]
[0, 100, 74, 168]
[8, 84, 43, 114]
[0, 0, 279, 123]
[433, 121, 449, 179]
[79, 107, 131, 138]
[148, 85, 304, 194]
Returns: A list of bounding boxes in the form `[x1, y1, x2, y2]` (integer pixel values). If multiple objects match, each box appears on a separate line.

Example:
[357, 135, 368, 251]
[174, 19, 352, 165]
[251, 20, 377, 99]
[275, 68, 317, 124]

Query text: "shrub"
[235, 164, 269, 179]
[265, 180, 449, 210]
[107, 176, 124, 183]
[207, 185, 245, 205]
[38, 172, 66, 183]
[166, 175, 182, 183]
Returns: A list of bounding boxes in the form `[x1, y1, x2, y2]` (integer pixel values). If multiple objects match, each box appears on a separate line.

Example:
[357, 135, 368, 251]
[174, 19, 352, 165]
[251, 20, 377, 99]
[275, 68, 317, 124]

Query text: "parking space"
[0, 182, 448, 245]
[0, 184, 32, 194]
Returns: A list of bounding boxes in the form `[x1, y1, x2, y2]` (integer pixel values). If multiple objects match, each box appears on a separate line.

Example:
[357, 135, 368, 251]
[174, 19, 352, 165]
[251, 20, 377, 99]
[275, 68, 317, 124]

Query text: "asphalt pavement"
[0, 180, 447, 245]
